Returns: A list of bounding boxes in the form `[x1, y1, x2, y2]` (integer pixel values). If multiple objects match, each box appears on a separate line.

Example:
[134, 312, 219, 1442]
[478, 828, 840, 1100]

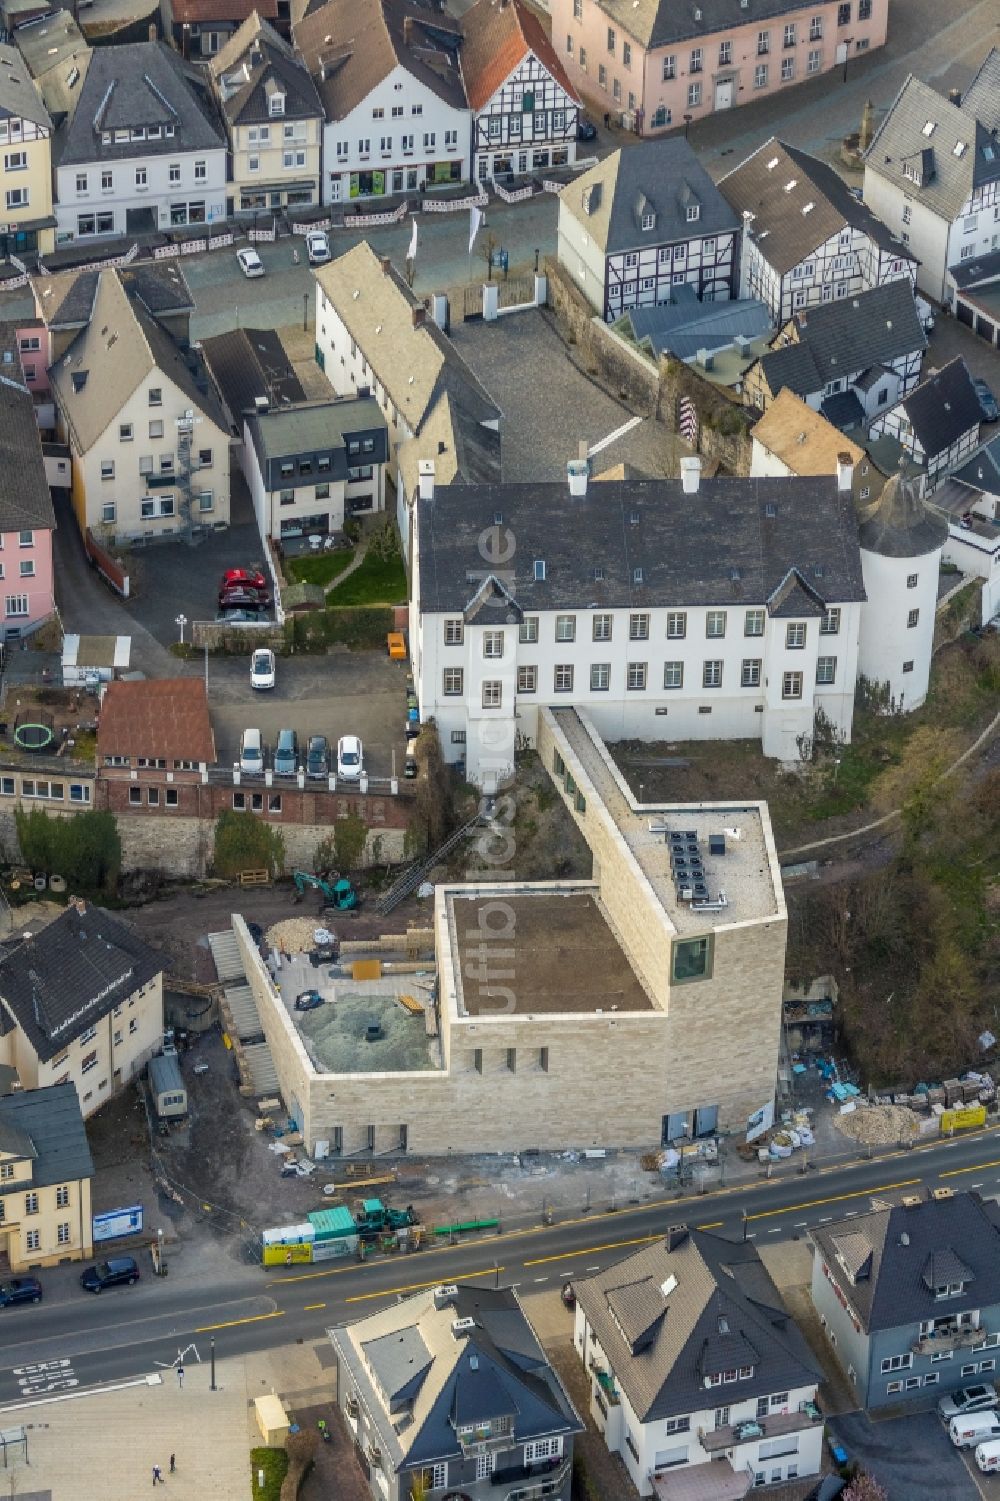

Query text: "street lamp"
[175, 614, 187, 646]
[303, 291, 309, 332]
[683, 113, 693, 139]
[843, 40, 853, 83]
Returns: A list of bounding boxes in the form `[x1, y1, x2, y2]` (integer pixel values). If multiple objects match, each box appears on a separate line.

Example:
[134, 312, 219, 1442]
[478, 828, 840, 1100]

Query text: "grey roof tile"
[0, 1082, 94, 1187]
[210, 13, 322, 126]
[888, 355, 981, 456]
[0, 902, 162, 1063]
[582, 0, 831, 52]
[562, 138, 739, 256]
[865, 73, 1000, 223]
[956, 46, 1000, 136]
[200, 326, 306, 421]
[416, 474, 866, 613]
[622, 290, 771, 361]
[0, 43, 51, 129]
[759, 281, 926, 396]
[0, 330, 56, 533]
[295, 0, 465, 122]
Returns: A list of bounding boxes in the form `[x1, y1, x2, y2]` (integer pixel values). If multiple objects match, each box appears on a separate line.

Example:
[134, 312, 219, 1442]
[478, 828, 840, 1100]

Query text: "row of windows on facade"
[452, 660, 840, 702]
[100, 495, 214, 525]
[365, 1438, 563, 1494]
[617, 239, 725, 267]
[0, 1167, 73, 1204]
[570, 0, 870, 51]
[332, 131, 461, 160]
[101, 444, 213, 477]
[443, 608, 854, 646]
[75, 201, 210, 236]
[883, 1359, 996, 1396]
[74, 161, 209, 194]
[568, 44, 845, 101]
[277, 469, 374, 504]
[0, 775, 91, 800]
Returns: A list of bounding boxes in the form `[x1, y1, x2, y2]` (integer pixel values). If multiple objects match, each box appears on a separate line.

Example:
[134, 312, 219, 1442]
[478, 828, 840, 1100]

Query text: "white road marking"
[588, 416, 643, 459]
[768, 1228, 781, 1234]
[14, 1357, 78, 1397]
[819, 1217, 832, 1223]
[794, 1222, 808, 1229]
[534, 1277, 547, 1283]
[586, 1265, 600, 1271]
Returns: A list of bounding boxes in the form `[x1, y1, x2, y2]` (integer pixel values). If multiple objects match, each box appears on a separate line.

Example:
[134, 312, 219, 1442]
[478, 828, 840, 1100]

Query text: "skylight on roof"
[922, 120, 936, 137]
[802, 202, 815, 215]
[783, 179, 798, 193]
[766, 156, 779, 170]
[953, 140, 967, 157]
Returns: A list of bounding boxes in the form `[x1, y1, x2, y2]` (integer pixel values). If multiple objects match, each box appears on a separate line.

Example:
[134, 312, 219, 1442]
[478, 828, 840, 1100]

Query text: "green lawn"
[250, 1448, 288, 1501]
[286, 548, 356, 587]
[326, 551, 407, 605]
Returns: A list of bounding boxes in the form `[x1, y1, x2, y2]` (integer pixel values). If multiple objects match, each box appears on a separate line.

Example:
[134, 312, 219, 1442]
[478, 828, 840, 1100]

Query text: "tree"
[212, 809, 284, 879]
[843, 1473, 888, 1501]
[331, 812, 369, 874]
[15, 808, 121, 895]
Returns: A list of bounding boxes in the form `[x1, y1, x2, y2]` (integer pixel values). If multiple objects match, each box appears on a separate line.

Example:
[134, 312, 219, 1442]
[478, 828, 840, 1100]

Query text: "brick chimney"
[412, 304, 426, 328]
[379, 255, 391, 276]
[665, 1225, 688, 1252]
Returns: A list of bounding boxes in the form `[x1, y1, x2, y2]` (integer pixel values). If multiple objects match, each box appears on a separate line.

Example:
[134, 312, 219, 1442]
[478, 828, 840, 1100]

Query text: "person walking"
[152, 1465, 164, 1485]
[169, 1455, 176, 1474]
[177, 1365, 184, 1389]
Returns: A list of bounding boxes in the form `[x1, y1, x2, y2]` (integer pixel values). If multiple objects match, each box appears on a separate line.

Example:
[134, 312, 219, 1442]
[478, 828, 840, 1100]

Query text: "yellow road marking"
[745, 1179, 921, 1221]
[940, 1159, 1000, 1178]
[345, 1269, 504, 1304]
[695, 1221, 724, 1230]
[194, 1311, 285, 1333]
[523, 1237, 658, 1267]
[303, 1303, 327, 1311]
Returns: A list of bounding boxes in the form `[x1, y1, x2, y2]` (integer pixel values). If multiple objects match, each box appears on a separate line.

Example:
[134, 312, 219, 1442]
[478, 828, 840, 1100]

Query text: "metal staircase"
[375, 811, 486, 916]
[175, 409, 200, 545]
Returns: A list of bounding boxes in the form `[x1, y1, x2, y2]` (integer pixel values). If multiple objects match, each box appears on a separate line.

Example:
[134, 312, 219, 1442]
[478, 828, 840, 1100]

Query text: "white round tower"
[857, 471, 947, 712]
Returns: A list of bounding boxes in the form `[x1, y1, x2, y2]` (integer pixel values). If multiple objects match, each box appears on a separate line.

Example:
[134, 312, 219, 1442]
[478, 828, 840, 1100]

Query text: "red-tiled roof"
[460, 0, 579, 112]
[97, 678, 216, 765]
[170, 0, 277, 25]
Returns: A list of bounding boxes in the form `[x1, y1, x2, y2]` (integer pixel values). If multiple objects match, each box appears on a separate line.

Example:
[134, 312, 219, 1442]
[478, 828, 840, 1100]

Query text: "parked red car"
[218, 586, 270, 611]
[220, 567, 267, 592]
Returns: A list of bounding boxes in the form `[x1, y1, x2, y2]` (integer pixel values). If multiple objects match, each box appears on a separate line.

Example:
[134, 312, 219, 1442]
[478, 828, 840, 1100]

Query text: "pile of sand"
[834, 1103, 919, 1146]
[265, 917, 327, 954]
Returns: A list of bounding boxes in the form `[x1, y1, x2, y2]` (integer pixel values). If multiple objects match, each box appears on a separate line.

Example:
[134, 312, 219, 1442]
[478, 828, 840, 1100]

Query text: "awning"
[652, 1461, 752, 1501]
[241, 180, 316, 197]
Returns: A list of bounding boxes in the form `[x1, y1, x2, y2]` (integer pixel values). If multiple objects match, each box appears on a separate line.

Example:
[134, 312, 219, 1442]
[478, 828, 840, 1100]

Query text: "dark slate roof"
[574, 1228, 819, 1423]
[865, 74, 1000, 222]
[763, 281, 927, 395]
[57, 41, 225, 167]
[954, 46, 1000, 136]
[948, 246, 1000, 290]
[955, 431, 1000, 493]
[820, 390, 866, 431]
[200, 326, 306, 421]
[417, 475, 866, 613]
[334, 1282, 581, 1470]
[589, 0, 827, 51]
[0, 334, 56, 532]
[0, 1082, 94, 1188]
[31, 261, 194, 330]
[562, 138, 739, 256]
[0, 43, 51, 130]
[811, 1192, 1000, 1334]
[0, 903, 162, 1063]
[890, 356, 981, 456]
[720, 138, 916, 277]
[767, 567, 826, 618]
[209, 13, 322, 126]
[857, 471, 948, 559]
[755, 341, 822, 399]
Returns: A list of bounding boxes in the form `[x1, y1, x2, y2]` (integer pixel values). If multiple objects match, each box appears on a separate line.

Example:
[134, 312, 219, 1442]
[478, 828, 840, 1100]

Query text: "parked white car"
[939, 1383, 999, 1422]
[240, 728, 264, 774]
[250, 648, 276, 690]
[337, 734, 363, 780]
[237, 247, 265, 279]
[306, 230, 331, 266]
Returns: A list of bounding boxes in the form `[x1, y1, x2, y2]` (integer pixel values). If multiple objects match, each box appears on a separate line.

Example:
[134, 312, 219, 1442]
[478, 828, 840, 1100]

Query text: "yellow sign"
[263, 1242, 313, 1267]
[940, 1104, 986, 1133]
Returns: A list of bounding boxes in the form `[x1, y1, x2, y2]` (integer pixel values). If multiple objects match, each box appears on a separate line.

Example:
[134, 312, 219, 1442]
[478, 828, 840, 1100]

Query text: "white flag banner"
[407, 216, 418, 261]
[469, 204, 483, 255]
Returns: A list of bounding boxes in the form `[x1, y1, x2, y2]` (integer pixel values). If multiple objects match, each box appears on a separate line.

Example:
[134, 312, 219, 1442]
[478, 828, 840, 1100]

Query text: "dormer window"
[935, 1282, 966, 1299]
[269, 91, 286, 117]
[686, 204, 700, 222]
[641, 211, 655, 230]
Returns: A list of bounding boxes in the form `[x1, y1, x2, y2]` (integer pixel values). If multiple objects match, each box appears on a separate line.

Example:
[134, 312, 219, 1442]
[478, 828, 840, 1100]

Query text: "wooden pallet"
[239, 869, 271, 887]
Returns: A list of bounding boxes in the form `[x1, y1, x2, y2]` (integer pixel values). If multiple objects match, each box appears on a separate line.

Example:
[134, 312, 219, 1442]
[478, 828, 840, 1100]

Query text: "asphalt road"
[6, 1125, 1000, 1410]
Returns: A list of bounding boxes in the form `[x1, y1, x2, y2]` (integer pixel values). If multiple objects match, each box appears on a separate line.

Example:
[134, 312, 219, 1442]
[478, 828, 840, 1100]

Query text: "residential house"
[719, 138, 917, 324]
[332, 1281, 582, 1501]
[242, 396, 388, 539]
[209, 12, 323, 215]
[98, 677, 217, 779]
[810, 1190, 1000, 1411]
[200, 324, 305, 435]
[160, 0, 283, 62]
[0, 900, 164, 1119]
[867, 354, 981, 494]
[0, 324, 56, 637]
[53, 41, 227, 243]
[14, 10, 90, 129]
[294, 0, 471, 205]
[460, 0, 579, 182]
[742, 279, 927, 426]
[557, 137, 740, 321]
[750, 388, 884, 509]
[930, 437, 1000, 608]
[554, 0, 888, 138]
[0, 43, 54, 261]
[947, 245, 1000, 347]
[0, 1082, 94, 1271]
[48, 269, 230, 543]
[573, 1226, 822, 1497]
[863, 58, 1000, 303]
[313, 241, 501, 548]
[411, 456, 867, 774]
[30, 259, 195, 365]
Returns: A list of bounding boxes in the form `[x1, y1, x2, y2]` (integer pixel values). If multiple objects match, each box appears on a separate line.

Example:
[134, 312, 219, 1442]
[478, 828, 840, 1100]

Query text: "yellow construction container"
[254, 1394, 290, 1448]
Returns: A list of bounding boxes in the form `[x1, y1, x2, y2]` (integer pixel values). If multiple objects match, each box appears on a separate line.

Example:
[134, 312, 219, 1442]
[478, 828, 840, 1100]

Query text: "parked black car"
[306, 735, 330, 779]
[0, 1277, 42, 1307]
[577, 116, 598, 141]
[80, 1256, 139, 1293]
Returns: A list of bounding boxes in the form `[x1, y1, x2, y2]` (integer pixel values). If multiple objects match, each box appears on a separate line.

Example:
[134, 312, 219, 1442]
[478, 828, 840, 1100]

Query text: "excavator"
[291, 869, 359, 912]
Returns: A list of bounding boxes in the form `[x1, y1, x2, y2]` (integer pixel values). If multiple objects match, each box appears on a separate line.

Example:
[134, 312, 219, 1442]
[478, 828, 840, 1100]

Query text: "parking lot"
[829, 1408, 984, 1500]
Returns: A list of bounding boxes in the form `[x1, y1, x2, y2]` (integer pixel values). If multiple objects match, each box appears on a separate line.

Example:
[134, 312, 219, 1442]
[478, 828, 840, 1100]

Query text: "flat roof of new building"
[549, 709, 781, 936]
[447, 889, 654, 1016]
[277, 951, 439, 1074]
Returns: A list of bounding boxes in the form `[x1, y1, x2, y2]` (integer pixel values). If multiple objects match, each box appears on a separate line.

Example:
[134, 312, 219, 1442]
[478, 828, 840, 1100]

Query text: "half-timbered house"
[863, 57, 1000, 304]
[461, 0, 579, 182]
[557, 136, 739, 321]
[868, 356, 981, 495]
[743, 279, 926, 424]
[720, 137, 916, 324]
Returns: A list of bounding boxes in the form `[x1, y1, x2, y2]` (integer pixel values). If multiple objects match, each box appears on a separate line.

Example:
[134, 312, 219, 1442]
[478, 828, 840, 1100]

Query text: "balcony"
[591, 1367, 620, 1407]
[457, 1428, 515, 1457]
[497, 1457, 571, 1501]
[911, 1324, 984, 1356]
[145, 471, 176, 488]
[698, 1402, 821, 1456]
